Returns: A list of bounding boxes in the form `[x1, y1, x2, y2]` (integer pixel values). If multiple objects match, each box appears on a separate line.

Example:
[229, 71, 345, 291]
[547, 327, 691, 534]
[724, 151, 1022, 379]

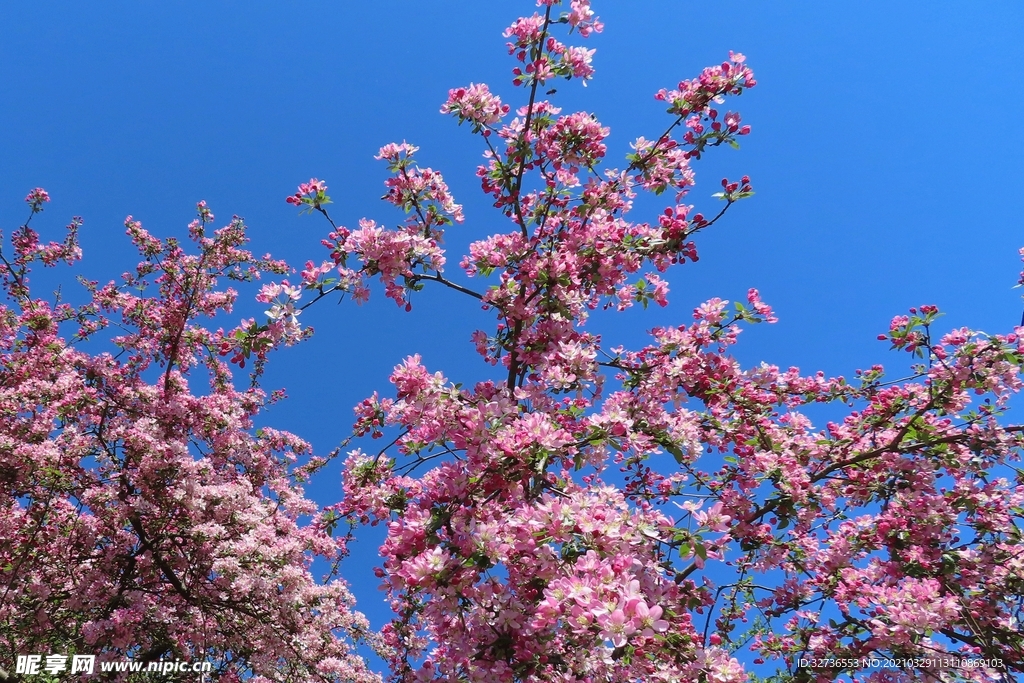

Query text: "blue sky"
[3, 0, 1023, 670]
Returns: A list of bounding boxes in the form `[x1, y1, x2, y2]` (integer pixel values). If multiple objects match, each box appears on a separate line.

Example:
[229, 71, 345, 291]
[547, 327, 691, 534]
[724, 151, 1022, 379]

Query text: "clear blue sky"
[3, 0, 1023, 665]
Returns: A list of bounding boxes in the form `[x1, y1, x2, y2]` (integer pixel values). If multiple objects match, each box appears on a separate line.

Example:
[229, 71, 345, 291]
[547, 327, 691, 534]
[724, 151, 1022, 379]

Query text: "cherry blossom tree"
[263, 2, 1023, 681]
[0, 195, 379, 682]
[3, 1, 1023, 682]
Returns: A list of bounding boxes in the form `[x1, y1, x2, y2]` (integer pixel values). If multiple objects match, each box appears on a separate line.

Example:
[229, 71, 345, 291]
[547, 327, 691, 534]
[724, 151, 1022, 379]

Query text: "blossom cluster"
[441, 83, 510, 131]
[24, 187, 50, 212]
[285, 177, 331, 214]
[505, 0, 602, 88]
[0, 193, 82, 299]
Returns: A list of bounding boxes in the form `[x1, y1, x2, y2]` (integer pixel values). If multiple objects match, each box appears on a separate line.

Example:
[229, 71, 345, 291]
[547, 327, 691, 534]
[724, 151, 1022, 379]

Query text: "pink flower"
[597, 608, 635, 648]
[694, 502, 731, 532]
[567, 0, 603, 37]
[632, 601, 670, 637]
[441, 83, 510, 126]
[24, 187, 50, 212]
[286, 178, 329, 209]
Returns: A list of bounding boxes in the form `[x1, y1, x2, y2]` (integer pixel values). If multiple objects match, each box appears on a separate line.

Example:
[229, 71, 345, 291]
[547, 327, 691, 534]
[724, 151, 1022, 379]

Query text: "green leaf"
[662, 441, 686, 465]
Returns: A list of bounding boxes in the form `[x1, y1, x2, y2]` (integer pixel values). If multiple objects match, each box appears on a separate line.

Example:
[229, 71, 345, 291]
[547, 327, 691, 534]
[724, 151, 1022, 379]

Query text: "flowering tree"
[0, 195, 379, 682]
[4, 1, 1024, 682]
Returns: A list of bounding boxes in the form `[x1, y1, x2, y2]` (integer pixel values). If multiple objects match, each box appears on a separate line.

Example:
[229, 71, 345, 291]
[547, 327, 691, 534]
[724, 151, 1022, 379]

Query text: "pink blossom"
[24, 187, 50, 211]
[694, 501, 732, 532]
[632, 601, 670, 637]
[597, 608, 635, 647]
[441, 83, 510, 126]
